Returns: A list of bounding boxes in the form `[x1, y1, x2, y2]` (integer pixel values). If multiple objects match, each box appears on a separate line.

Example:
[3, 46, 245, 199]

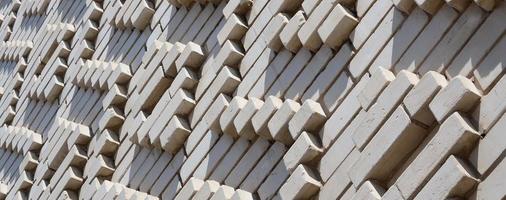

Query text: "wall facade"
[0, 0, 505, 199]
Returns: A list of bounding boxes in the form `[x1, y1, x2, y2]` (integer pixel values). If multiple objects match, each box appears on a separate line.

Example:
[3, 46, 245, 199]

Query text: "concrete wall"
[0, 0, 504, 199]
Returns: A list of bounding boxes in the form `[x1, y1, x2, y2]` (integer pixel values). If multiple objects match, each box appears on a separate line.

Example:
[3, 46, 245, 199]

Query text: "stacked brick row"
[0, 0, 505, 199]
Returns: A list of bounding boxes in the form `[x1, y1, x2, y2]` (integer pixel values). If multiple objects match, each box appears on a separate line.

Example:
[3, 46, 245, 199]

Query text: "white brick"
[357, 67, 395, 110]
[174, 177, 204, 200]
[352, 71, 419, 150]
[251, 96, 282, 138]
[268, 99, 301, 145]
[210, 185, 235, 200]
[288, 100, 326, 140]
[414, 155, 479, 200]
[234, 97, 264, 140]
[220, 96, 248, 137]
[280, 11, 306, 53]
[240, 142, 286, 192]
[348, 106, 426, 187]
[476, 156, 506, 200]
[348, 7, 405, 79]
[192, 180, 220, 200]
[394, 4, 459, 73]
[278, 164, 322, 199]
[317, 4, 358, 50]
[351, 180, 384, 200]
[472, 113, 506, 175]
[403, 71, 447, 126]
[417, 4, 487, 75]
[208, 137, 250, 183]
[217, 14, 248, 45]
[429, 76, 481, 123]
[224, 137, 270, 188]
[478, 75, 506, 133]
[394, 113, 480, 199]
[369, 7, 429, 73]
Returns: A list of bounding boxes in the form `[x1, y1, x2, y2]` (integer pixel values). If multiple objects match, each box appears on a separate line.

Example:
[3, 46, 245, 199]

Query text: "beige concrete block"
[209, 137, 251, 183]
[393, 0, 416, 13]
[395, 113, 480, 199]
[473, 0, 497, 10]
[222, 0, 253, 19]
[350, 0, 393, 49]
[352, 71, 419, 150]
[288, 100, 326, 140]
[394, 4, 459, 73]
[192, 133, 234, 180]
[268, 99, 301, 145]
[473, 35, 506, 92]
[174, 177, 204, 200]
[283, 131, 323, 173]
[319, 110, 366, 182]
[403, 71, 447, 126]
[476, 156, 506, 200]
[220, 96, 248, 137]
[180, 130, 220, 183]
[251, 96, 283, 138]
[224, 137, 270, 188]
[230, 189, 255, 200]
[369, 7, 429, 73]
[444, 2, 506, 77]
[284, 46, 333, 101]
[351, 180, 384, 200]
[472, 113, 506, 175]
[320, 75, 370, 149]
[234, 97, 264, 140]
[429, 76, 481, 123]
[131, 0, 155, 30]
[446, 0, 472, 11]
[280, 11, 306, 53]
[302, 0, 322, 15]
[414, 155, 479, 200]
[191, 66, 241, 128]
[240, 141, 286, 192]
[146, 89, 195, 147]
[417, 3, 487, 75]
[192, 180, 220, 200]
[298, 0, 338, 51]
[175, 42, 205, 71]
[348, 7, 405, 79]
[265, 48, 312, 98]
[159, 115, 191, 153]
[168, 67, 199, 97]
[382, 185, 405, 200]
[357, 67, 395, 110]
[318, 148, 360, 199]
[478, 75, 506, 133]
[210, 185, 235, 200]
[217, 14, 248, 45]
[415, 0, 444, 14]
[348, 106, 427, 187]
[279, 164, 322, 199]
[303, 43, 354, 103]
[318, 4, 358, 50]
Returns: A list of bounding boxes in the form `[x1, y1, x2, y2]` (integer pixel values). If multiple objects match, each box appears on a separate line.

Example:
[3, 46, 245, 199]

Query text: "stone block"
[278, 164, 321, 199]
[268, 99, 301, 145]
[318, 4, 358, 50]
[414, 155, 479, 200]
[234, 97, 264, 140]
[429, 76, 481, 123]
[280, 11, 306, 53]
[394, 113, 480, 199]
[251, 96, 283, 138]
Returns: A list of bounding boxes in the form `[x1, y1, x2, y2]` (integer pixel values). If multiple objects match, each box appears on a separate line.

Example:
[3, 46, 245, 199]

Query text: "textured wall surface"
[0, 0, 505, 199]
